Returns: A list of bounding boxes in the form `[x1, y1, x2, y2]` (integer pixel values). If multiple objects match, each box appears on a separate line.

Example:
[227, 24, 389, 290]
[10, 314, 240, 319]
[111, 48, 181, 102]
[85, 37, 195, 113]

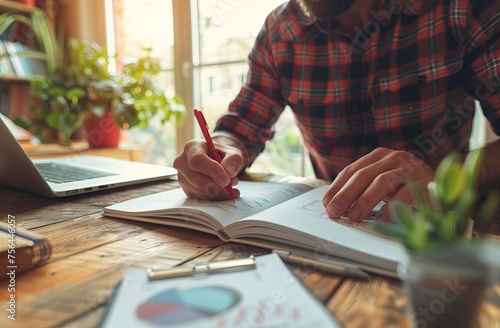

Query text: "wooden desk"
[0, 176, 499, 327]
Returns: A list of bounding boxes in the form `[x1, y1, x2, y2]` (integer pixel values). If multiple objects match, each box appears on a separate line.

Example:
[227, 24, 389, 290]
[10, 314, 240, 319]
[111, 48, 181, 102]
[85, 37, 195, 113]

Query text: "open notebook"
[104, 181, 408, 278]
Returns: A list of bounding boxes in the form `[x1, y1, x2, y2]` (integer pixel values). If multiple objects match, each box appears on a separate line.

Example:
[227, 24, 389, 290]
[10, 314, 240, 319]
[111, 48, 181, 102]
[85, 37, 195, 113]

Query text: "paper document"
[100, 253, 340, 328]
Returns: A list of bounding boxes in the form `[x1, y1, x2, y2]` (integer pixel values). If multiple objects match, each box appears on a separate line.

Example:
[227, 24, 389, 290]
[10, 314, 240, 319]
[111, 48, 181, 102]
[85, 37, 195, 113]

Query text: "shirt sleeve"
[463, 0, 500, 135]
[213, 11, 287, 168]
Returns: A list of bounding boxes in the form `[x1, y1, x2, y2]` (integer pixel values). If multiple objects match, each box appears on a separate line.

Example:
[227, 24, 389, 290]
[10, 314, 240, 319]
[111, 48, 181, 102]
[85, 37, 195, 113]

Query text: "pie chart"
[136, 285, 241, 325]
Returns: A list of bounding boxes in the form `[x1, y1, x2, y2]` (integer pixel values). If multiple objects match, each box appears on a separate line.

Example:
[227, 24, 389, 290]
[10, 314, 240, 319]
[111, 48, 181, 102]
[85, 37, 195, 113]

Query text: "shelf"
[1, 0, 55, 121]
[0, 1, 35, 14]
[0, 76, 31, 84]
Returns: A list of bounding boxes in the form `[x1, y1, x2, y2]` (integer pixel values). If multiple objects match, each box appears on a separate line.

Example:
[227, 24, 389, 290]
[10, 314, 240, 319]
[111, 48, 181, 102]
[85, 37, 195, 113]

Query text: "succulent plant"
[374, 150, 499, 251]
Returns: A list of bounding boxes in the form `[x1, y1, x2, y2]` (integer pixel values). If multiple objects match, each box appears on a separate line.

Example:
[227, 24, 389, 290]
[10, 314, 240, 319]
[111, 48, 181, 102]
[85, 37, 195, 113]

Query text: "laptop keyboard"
[35, 162, 115, 184]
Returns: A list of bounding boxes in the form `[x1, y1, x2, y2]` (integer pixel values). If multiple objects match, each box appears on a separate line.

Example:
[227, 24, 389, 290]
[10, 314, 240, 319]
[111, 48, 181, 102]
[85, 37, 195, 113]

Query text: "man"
[174, 0, 500, 222]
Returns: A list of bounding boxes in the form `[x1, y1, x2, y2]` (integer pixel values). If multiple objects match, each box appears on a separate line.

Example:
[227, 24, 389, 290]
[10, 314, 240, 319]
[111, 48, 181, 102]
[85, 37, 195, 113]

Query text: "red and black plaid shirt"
[214, 0, 500, 181]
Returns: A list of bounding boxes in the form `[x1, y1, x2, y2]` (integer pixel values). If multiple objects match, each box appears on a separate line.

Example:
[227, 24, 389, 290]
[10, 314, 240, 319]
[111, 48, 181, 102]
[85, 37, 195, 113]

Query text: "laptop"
[0, 115, 177, 198]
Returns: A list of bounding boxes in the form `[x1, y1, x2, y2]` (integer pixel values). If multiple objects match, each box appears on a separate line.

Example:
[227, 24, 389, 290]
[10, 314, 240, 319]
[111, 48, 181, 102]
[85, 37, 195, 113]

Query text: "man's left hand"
[322, 147, 435, 222]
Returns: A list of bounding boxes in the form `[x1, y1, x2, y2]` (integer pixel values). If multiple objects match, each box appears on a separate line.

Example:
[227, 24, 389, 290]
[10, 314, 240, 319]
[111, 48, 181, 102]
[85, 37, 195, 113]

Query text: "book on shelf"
[0, 41, 16, 77]
[0, 89, 10, 116]
[0, 40, 47, 78]
[13, 41, 47, 77]
[0, 219, 52, 278]
[2, 40, 26, 78]
[5, 83, 31, 120]
[103, 181, 408, 278]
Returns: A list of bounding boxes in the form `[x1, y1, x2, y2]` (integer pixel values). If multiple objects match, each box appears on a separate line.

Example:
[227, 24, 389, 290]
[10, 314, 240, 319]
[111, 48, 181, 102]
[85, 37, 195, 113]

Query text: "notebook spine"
[30, 237, 52, 266]
[0, 221, 52, 277]
[217, 229, 231, 241]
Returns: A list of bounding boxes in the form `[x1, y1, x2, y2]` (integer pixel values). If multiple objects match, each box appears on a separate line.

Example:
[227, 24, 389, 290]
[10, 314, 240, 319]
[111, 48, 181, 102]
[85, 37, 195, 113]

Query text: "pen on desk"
[273, 250, 371, 280]
[147, 256, 256, 280]
[193, 108, 235, 202]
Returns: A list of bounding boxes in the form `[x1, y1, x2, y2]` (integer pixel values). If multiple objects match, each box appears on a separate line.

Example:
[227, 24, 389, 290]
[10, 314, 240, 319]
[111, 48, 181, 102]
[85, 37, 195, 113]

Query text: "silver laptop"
[0, 116, 177, 198]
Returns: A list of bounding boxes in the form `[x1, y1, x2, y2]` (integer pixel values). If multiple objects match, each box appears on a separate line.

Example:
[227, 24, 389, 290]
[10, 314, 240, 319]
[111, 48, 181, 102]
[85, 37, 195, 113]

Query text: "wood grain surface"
[0, 177, 498, 328]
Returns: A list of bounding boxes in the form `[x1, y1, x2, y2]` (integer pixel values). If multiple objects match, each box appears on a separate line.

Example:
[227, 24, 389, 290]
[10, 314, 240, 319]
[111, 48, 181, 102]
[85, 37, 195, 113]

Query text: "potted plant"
[374, 150, 499, 328]
[15, 38, 185, 147]
[3, 9, 185, 148]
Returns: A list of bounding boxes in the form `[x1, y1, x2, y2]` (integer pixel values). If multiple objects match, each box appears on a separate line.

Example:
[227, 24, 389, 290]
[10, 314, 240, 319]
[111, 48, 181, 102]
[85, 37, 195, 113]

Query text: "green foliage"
[14, 69, 87, 145]
[374, 150, 499, 251]
[116, 48, 186, 128]
[15, 38, 186, 145]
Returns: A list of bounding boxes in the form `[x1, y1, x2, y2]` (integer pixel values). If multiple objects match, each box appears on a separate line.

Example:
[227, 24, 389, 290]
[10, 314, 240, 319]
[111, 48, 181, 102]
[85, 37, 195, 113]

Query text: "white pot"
[398, 244, 491, 328]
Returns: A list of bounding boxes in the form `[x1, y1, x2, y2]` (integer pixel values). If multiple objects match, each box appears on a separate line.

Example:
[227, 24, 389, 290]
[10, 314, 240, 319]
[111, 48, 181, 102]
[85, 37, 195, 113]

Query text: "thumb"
[222, 151, 245, 177]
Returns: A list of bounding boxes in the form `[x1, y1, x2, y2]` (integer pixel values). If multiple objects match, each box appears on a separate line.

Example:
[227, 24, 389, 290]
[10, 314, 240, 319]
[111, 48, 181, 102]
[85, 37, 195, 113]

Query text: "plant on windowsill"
[2, 8, 186, 147]
[374, 150, 500, 328]
[15, 38, 186, 147]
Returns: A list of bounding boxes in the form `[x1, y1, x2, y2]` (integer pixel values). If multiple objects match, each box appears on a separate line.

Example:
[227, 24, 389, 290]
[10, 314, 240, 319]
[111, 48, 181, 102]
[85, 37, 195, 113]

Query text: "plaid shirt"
[214, 0, 500, 181]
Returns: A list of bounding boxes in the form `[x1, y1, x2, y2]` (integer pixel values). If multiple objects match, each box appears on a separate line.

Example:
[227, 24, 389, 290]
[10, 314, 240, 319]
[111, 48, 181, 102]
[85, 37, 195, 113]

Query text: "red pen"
[193, 109, 235, 202]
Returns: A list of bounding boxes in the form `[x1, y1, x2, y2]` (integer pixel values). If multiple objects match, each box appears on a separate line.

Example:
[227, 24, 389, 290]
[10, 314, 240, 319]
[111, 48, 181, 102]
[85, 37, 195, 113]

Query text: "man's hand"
[173, 139, 245, 200]
[322, 148, 435, 222]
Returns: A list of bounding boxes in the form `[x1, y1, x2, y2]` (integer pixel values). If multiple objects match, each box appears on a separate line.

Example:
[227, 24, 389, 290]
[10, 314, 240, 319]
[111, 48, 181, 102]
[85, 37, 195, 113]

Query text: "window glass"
[196, 0, 286, 125]
[196, 0, 313, 177]
[110, 0, 177, 165]
[110, 0, 313, 176]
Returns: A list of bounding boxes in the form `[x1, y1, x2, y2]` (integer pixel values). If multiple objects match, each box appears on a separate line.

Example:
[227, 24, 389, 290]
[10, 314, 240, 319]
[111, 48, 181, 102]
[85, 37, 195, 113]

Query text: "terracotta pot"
[84, 111, 121, 148]
[398, 245, 489, 328]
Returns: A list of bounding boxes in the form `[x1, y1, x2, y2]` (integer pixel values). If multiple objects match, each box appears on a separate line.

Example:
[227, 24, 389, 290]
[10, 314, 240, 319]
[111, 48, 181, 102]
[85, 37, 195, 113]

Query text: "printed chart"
[136, 286, 241, 325]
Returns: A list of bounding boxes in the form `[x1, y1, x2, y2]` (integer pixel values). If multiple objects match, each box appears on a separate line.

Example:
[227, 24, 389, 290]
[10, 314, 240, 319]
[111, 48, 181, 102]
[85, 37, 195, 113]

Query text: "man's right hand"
[173, 139, 245, 200]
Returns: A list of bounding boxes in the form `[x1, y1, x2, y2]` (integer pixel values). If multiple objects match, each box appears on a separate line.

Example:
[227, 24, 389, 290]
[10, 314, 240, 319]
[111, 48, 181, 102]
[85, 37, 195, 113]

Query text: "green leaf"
[408, 213, 429, 250]
[436, 153, 466, 208]
[435, 154, 454, 203]
[0, 13, 30, 38]
[65, 87, 86, 100]
[373, 222, 409, 240]
[46, 112, 61, 129]
[462, 149, 483, 187]
[47, 86, 66, 97]
[30, 9, 59, 73]
[437, 211, 460, 244]
[452, 188, 475, 236]
[390, 201, 415, 231]
[410, 181, 440, 225]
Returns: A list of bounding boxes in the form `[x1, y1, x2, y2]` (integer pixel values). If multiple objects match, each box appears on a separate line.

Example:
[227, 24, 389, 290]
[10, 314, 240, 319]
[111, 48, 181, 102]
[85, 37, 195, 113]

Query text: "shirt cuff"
[212, 131, 252, 168]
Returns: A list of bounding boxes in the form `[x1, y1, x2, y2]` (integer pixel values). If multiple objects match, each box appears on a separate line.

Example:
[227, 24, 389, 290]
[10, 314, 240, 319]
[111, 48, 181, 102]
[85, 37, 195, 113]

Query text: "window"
[108, 0, 313, 177]
[108, 0, 177, 165]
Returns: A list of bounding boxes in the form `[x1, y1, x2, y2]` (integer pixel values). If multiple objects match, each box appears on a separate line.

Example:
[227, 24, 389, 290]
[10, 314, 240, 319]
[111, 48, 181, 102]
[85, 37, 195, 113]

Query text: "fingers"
[173, 139, 245, 200]
[322, 148, 435, 222]
[177, 172, 241, 200]
[323, 148, 391, 204]
[379, 186, 415, 222]
[327, 168, 407, 221]
[323, 148, 402, 218]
